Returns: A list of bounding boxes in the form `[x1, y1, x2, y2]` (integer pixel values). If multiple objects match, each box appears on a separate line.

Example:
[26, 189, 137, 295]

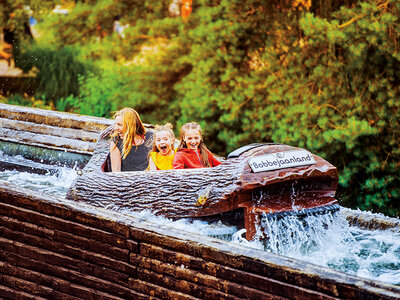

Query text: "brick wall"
[1, 182, 399, 299]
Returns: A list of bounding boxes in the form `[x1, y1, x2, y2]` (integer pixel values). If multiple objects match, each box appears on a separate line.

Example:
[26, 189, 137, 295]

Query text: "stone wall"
[1, 182, 399, 299]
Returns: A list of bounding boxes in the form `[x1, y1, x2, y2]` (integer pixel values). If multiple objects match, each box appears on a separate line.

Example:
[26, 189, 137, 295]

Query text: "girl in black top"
[109, 108, 153, 172]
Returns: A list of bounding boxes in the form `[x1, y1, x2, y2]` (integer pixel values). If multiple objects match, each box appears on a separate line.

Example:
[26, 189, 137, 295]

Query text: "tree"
[4, 0, 400, 217]
[0, 0, 54, 44]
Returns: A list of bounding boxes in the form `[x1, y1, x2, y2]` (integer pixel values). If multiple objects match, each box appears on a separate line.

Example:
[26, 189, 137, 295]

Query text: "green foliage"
[16, 45, 94, 103]
[0, 1, 53, 40]
[3, 0, 400, 217]
[60, 68, 125, 117]
[4, 94, 52, 110]
[291, 0, 400, 216]
[4, 94, 32, 107]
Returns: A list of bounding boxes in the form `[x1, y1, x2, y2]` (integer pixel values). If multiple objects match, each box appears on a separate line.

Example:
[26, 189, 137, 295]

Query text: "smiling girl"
[109, 108, 153, 172]
[173, 122, 221, 169]
[148, 123, 176, 170]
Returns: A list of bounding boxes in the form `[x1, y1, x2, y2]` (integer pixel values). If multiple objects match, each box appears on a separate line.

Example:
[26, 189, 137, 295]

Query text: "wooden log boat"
[66, 133, 340, 240]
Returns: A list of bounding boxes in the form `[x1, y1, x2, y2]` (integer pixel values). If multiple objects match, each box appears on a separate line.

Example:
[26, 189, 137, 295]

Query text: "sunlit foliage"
[2, 0, 400, 216]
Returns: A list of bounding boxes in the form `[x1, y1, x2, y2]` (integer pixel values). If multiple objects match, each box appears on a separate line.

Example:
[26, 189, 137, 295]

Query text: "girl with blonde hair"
[109, 108, 153, 172]
[148, 123, 176, 170]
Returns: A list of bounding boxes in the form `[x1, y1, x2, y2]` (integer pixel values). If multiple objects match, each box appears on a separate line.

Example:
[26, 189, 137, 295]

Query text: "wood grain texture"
[0, 103, 113, 132]
[67, 140, 339, 222]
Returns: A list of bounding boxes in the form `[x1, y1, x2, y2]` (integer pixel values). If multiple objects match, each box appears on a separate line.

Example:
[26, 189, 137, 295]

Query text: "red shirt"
[173, 148, 221, 169]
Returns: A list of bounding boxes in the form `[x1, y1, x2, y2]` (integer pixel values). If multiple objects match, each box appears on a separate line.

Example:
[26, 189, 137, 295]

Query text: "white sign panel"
[248, 150, 316, 173]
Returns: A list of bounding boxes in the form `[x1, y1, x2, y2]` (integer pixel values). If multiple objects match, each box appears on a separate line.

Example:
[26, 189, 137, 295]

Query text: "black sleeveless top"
[116, 131, 153, 171]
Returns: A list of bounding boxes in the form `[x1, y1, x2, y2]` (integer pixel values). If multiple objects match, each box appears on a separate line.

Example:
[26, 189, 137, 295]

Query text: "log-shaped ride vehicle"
[66, 136, 340, 240]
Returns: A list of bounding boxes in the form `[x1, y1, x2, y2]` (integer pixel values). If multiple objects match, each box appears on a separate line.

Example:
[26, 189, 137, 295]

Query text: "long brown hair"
[111, 108, 146, 159]
[178, 122, 210, 167]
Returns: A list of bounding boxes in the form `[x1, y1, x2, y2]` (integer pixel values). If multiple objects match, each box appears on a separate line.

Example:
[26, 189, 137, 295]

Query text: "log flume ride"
[66, 134, 340, 240]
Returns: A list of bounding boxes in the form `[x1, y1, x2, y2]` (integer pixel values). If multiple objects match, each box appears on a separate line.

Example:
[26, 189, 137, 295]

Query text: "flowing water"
[1, 149, 399, 286]
[250, 210, 400, 286]
[0, 151, 80, 197]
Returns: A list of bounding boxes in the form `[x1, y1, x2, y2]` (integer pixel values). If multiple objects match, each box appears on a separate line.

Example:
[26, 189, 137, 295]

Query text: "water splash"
[290, 181, 298, 210]
[261, 211, 354, 259]
[351, 228, 400, 285]
[231, 209, 400, 285]
[0, 167, 78, 197]
[1, 149, 399, 285]
[117, 208, 239, 241]
[0, 150, 79, 197]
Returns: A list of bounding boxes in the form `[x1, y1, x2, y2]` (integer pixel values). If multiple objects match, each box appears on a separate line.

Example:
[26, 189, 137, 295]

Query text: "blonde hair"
[152, 123, 175, 152]
[178, 122, 210, 167]
[111, 108, 146, 159]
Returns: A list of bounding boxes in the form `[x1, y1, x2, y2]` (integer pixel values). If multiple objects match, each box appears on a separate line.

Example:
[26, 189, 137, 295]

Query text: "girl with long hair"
[109, 108, 153, 172]
[173, 122, 221, 169]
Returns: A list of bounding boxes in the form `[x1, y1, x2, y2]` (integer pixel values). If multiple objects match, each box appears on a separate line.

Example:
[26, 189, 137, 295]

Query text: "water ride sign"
[249, 150, 316, 173]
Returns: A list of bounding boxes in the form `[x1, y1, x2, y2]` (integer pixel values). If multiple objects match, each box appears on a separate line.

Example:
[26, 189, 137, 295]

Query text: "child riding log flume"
[148, 123, 176, 171]
[173, 122, 221, 169]
[109, 108, 153, 172]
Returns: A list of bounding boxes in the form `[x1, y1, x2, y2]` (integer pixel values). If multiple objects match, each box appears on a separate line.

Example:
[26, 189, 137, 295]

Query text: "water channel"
[1, 148, 399, 287]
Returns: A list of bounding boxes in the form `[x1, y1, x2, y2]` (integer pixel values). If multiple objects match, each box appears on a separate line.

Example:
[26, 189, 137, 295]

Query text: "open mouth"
[160, 145, 168, 153]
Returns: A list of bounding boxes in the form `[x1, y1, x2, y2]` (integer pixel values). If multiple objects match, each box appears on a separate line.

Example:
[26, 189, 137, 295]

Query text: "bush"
[16, 45, 93, 103]
[61, 70, 123, 118]
[11, 0, 398, 217]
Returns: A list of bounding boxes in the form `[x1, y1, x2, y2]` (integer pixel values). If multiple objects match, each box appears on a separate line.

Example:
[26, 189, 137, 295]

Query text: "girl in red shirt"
[173, 122, 221, 169]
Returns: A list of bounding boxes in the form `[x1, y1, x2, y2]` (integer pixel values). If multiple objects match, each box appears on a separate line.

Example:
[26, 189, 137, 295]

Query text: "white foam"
[1, 149, 399, 286]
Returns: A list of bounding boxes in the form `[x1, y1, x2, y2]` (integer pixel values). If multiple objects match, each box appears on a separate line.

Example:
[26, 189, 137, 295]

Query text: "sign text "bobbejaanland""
[249, 150, 316, 173]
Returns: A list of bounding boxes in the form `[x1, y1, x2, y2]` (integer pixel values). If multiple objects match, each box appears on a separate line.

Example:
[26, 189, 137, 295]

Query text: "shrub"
[16, 45, 93, 103]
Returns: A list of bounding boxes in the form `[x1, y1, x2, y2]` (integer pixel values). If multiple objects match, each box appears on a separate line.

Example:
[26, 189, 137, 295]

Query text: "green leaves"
[16, 45, 93, 102]
[5, 0, 400, 217]
[322, 117, 378, 150]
